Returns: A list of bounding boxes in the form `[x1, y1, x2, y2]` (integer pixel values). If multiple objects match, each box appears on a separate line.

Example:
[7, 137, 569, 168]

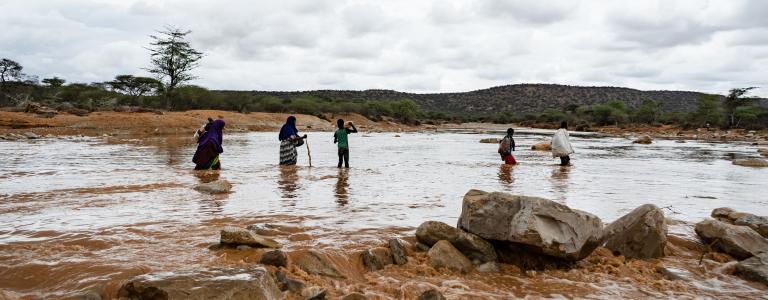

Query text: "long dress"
[193, 120, 225, 170]
[279, 136, 298, 165]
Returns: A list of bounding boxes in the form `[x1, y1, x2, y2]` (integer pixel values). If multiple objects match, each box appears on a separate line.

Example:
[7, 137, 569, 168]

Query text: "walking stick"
[305, 138, 312, 167]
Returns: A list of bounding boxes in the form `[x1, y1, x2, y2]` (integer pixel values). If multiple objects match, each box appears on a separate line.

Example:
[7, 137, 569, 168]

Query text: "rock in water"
[301, 286, 327, 300]
[735, 253, 768, 285]
[220, 227, 280, 248]
[388, 238, 408, 265]
[734, 214, 768, 238]
[416, 289, 446, 300]
[415, 221, 497, 263]
[531, 141, 551, 151]
[341, 293, 369, 300]
[275, 271, 305, 293]
[476, 261, 500, 273]
[194, 180, 232, 194]
[427, 240, 473, 273]
[633, 135, 653, 144]
[603, 204, 667, 259]
[732, 158, 768, 167]
[479, 138, 500, 144]
[116, 267, 280, 300]
[711, 207, 745, 223]
[458, 189, 604, 261]
[290, 250, 346, 278]
[694, 219, 768, 260]
[259, 250, 288, 267]
[362, 247, 393, 271]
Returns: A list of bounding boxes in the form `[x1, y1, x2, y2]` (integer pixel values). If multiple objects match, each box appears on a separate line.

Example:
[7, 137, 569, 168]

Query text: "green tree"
[632, 100, 662, 124]
[146, 26, 203, 109]
[107, 75, 161, 105]
[42, 77, 66, 88]
[724, 87, 758, 128]
[691, 94, 723, 127]
[0, 58, 24, 86]
[390, 98, 420, 123]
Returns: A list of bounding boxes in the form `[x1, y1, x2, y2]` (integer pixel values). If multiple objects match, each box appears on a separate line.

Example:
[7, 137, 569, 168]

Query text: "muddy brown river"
[1, 131, 767, 299]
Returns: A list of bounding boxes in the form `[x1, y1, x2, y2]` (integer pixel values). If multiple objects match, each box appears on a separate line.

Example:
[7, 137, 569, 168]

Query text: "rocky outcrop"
[415, 221, 497, 263]
[388, 238, 408, 265]
[220, 227, 280, 248]
[457, 189, 604, 261]
[479, 138, 501, 144]
[735, 214, 768, 238]
[603, 204, 667, 259]
[735, 253, 768, 285]
[427, 240, 473, 273]
[362, 247, 393, 271]
[290, 250, 346, 278]
[531, 141, 551, 151]
[694, 219, 768, 260]
[116, 267, 280, 300]
[732, 158, 768, 167]
[633, 135, 653, 144]
[259, 250, 287, 268]
[194, 180, 232, 194]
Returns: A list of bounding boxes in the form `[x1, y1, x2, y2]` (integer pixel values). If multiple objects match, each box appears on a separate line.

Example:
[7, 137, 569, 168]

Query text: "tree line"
[0, 26, 765, 129]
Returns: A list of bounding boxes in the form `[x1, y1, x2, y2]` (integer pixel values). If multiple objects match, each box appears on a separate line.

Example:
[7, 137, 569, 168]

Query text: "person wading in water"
[333, 119, 358, 168]
[551, 121, 574, 166]
[192, 118, 225, 170]
[498, 128, 517, 165]
[278, 116, 307, 165]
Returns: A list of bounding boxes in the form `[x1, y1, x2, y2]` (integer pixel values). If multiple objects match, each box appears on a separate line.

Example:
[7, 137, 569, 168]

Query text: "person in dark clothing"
[333, 119, 358, 168]
[193, 119, 225, 170]
[498, 128, 517, 165]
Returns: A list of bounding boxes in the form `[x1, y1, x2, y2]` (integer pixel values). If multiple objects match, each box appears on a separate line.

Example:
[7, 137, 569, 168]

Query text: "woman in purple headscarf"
[193, 119, 225, 170]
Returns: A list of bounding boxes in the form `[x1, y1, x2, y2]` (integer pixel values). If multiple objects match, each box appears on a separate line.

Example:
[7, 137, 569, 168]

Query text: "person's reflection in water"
[335, 169, 350, 206]
[278, 165, 300, 201]
[498, 164, 514, 188]
[550, 165, 571, 203]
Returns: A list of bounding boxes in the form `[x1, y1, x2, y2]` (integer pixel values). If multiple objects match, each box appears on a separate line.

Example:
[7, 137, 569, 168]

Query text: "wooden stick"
[305, 138, 312, 167]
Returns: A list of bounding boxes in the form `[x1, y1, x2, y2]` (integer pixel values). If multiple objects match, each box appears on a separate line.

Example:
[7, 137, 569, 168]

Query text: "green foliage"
[146, 26, 203, 109]
[42, 77, 66, 88]
[689, 94, 723, 127]
[0, 58, 24, 84]
[390, 98, 420, 123]
[632, 100, 662, 124]
[724, 87, 759, 128]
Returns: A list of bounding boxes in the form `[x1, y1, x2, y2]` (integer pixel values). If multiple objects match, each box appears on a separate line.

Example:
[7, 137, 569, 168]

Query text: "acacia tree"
[145, 26, 203, 109]
[0, 58, 24, 86]
[724, 87, 758, 128]
[107, 75, 161, 104]
[42, 77, 66, 88]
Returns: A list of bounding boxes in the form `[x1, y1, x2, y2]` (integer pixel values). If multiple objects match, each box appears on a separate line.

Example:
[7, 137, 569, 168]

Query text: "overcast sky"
[2, 0, 767, 96]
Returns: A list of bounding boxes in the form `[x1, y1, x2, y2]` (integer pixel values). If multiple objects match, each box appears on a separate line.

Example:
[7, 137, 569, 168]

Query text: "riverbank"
[2, 110, 768, 143]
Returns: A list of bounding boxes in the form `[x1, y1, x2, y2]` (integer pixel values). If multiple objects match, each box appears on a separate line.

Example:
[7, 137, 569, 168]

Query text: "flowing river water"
[0, 130, 767, 299]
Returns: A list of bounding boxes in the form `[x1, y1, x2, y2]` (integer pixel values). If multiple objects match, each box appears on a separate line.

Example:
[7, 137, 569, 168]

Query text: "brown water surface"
[1, 131, 767, 299]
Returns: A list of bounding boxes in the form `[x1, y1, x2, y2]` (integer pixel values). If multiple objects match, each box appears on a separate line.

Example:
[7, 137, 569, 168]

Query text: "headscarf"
[279, 116, 298, 141]
[197, 119, 225, 154]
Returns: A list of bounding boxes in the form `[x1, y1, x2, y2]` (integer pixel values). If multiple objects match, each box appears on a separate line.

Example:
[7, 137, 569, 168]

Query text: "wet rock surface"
[603, 204, 667, 259]
[457, 189, 604, 261]
[416, 289, 446, 300]
[694, 219, 768, 260]
[259, 250, 288, 267]
[220, 226, 280, 248]
[734, 214, 768, 238]
[362, 247, 393, 271]
[388, 238, 408, 265]
[290, 250, 346, 278]
[415, 221, 497, 263]
[531, 141, 551, 151]
[735, 253, 768, 285]
[301, 286, 327, 300]
[633, 135, 653, 144]
[194, 179, 232, 194]
[656, 266, 694, 281]
[116, 267, 280, 300]
[479, 138, 500, 143]
[340, 292, 369, 300]
[427, 240, 473, 273]
[732, 158, 768, 167]
[275, 271, 305, 293]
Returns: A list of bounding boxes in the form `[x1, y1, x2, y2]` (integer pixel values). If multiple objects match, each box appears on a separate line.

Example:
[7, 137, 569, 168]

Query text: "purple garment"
[193, 119, 225, 165]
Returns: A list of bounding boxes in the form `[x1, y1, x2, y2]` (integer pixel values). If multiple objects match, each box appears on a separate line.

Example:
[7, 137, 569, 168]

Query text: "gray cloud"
[0, 0, 766, 96]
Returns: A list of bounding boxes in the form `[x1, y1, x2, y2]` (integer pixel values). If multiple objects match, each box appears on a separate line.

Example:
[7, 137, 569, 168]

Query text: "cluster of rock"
[695, 207, 768, 284]
[633, 135, 653, 144]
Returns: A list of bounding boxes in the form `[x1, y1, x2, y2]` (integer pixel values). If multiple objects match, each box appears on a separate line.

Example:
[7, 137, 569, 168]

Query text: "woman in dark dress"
[192, 119, 225, 170]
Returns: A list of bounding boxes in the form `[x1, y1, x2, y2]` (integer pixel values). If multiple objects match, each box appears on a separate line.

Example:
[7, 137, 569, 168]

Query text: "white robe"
[551, 128, 574, 158]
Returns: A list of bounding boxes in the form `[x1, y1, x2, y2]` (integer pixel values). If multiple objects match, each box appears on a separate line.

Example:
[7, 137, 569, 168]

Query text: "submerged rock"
[116, 267, 280, 300]
[220, 227, 280, 248]
[457, 189, 604, 261]
[301, 286, 327, 300]
[362, 247, 393, 271]
[415, 221, 497, 263]
[656, 266, 695, 281]
[694, 219, 768, 260]
[194, 180, 232, 194]
[479, 138, 500, 144]
[259, 250, 288, 267]
[416, 289, 446, 300]
[734, 214, 768, 238]
[427, 240, 473, 273]
[732, 158, 768, 167]
[290, 250, 346, 278]
[633, 135, 653, 144]
[476, 261, 500, 273]
[275, 271, 305, 293]
[735, 253, 768, 285]
[531, 141, 551, 151]
[603, 204, 667, 259]
[388, 238, 408, 265]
